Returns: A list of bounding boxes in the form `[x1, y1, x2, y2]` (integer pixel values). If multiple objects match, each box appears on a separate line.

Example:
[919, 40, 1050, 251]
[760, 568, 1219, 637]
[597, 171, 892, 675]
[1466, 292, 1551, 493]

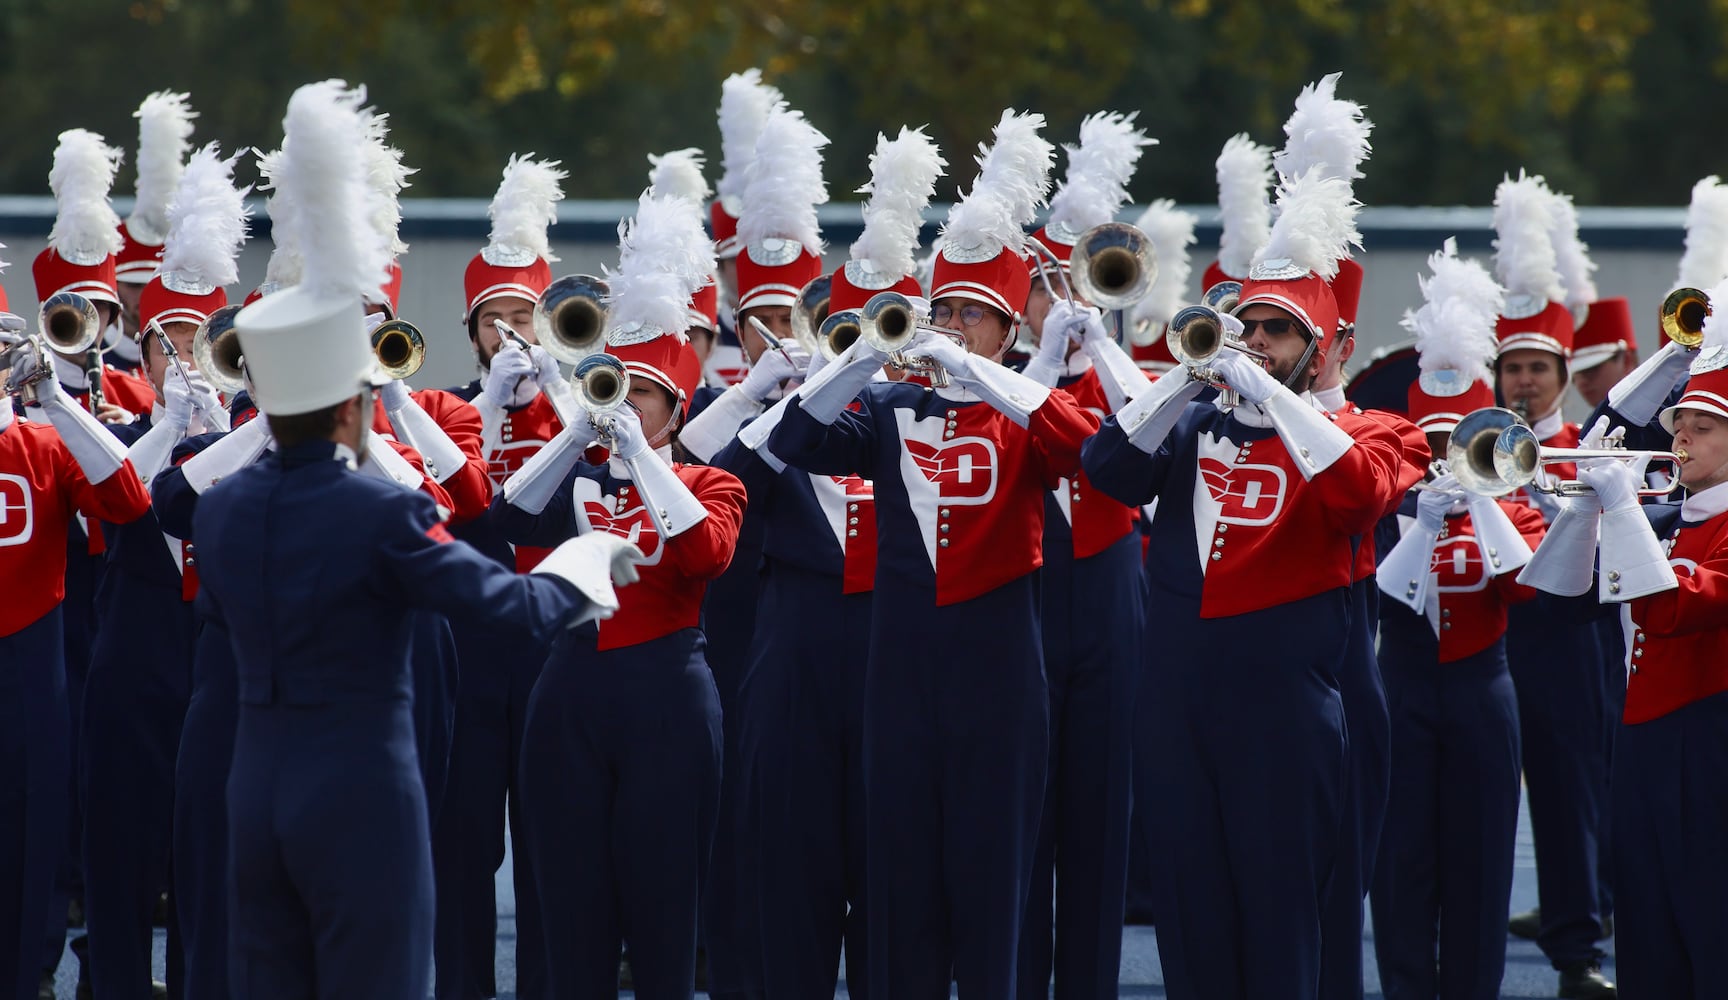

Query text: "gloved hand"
[1045, 299, 1108, 347]
[1213, 350, 1280, 406]
[738, 344, 809, 402]
[581, 531, 647, 587]
[161, 370, 197, 428]
[1416, 473, 1465, 531]
[1572, 415, 1619, 474]
[598, 403, 652, 461]
[378, 377, 412, 412]
[529, 345, 562, 389]
[17, 346, 60, 406]
[1578, 456, 1648, 512]
[481, 343, 537, 408]
[911, 335, 975, 384]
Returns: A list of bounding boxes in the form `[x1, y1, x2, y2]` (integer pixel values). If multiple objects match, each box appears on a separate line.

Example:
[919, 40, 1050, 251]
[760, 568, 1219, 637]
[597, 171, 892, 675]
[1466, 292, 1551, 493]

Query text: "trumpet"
[789, 273, 832, 360]
[1660, 287, 1709, 349]
[859, 291, 967, 390]
[38, 291, 102, 355]
[816, 308, 862, 362]
[572, 353, 630, 413]
[1447, 406, 1681, 498]
[2, 334, 55, 404]
[371, 319, 425, 380]
[533, 274, 610, 365]
[192, 305, 247, 396]
[1166, 292, 1271, 410]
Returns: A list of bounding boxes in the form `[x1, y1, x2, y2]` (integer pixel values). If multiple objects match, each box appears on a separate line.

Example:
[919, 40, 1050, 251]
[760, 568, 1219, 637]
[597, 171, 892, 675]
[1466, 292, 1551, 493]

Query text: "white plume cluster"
[1543, 186, 1597, 312]
[255, 147, 301, 287]
[1491, 171, 1564, 308]
[715, 69, 783, 204]
[48, 129, 125, 261]
[1676, 176, 1728, 291]
[737, 104, 829, 255]
[1273, 72, 1372, 183]
[1252, 168, 1361, 281]
[362, 112, 415, 257]
[1129, 199, 1198, 330]
[1046, 111, 1153, 234]
[1697, 275, 1728, 362]
[647, 148, 711, 203]
[1402, 238, 1505, 384]
[274, 80, 392, 302]
[850, 126, 945, 278]
[487, 154, 566, 262]
[940, 110, 1055, 257]
[129, 92, 197, 242]
[1214, 133, 1274, 278]
[605, 190, 718, 343]
[160, 143, 251, 291]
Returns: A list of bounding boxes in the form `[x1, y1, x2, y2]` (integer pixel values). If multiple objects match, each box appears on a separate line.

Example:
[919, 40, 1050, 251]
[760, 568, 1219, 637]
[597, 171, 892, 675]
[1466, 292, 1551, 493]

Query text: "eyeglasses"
[930, 303, 990, 328]
[1238, 317, 1297, 337]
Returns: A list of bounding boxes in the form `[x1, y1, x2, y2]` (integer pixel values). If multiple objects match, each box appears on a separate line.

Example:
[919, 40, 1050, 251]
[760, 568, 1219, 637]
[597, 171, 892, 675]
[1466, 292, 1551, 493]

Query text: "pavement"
[49, 786, 1614, 998]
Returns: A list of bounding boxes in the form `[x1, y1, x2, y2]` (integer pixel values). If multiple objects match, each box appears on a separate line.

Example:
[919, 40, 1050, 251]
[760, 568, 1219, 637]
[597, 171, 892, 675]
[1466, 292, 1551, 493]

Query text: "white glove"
[598, 403, 652, 461]
[531, 532, 649, 624]
[1416, 474, 1464, 532]
[1578, 456, 1648, 513]
[379, 377, 412, 412]
[1214, 351, 1281, 406]
[18, 347, 62, 406]
[912, 336, 975, 384]
[738, 344, 809, 403]
[1572, 416, 1618, 474]
[529, 345, 562, 389]
[481, 344, 537, 409]
[1024, 301, 1088, 387]
[161, 371, 197, 428]
[1047, 299, 1107, 346]
[182, 371, 228, 432]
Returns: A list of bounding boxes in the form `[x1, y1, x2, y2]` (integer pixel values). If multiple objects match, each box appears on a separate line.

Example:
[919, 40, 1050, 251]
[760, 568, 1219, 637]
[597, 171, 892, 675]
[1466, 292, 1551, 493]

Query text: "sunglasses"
[1239, 317, 1297, 337]
[930, 303, 990, 328]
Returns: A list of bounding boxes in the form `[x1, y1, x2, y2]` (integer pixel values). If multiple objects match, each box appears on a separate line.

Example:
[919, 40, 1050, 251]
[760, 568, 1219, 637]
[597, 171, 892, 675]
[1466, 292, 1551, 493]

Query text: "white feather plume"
[1543, 186, 1597, 311]
[850, 126, 945, 277]
[255, 147, 301, 287]
[274, 80, 391, 302]
[1401, 237, 1505, 382]
[48, 129, 124, 260]
[362, 112, 415, 257]
[736, 104, 828, 255]
[129, 91, 196, 242]
[605, 190, 718, 341]
[1676, 176, 1728, 291]
[647, 148, 711, 203]
[940, 110, 1055, 256]
[488, 154, 567, 262]
[1129, 199, 1198, 329]
[1491, 171, 1564, 306]
[1252, 167, 1360, 281]
[1697, 275, 1728, 360]
[1215, 133, 1274, 278]
[160, 143, 251, 290]
[716, 69, 783, 204]
[1046, 111, 1154, 233]
[1272, 72, 1372, 183]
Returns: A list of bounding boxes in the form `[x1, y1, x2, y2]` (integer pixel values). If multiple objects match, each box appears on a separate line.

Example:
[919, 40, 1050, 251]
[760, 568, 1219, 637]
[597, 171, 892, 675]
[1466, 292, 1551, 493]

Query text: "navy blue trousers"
[1596, 615, 1625, 923]
[432, 622, 546, 1000]
[173, 619, 236, 1000]
[519, 628, 723, 1000]
[2, 610, 68, 1000]
[227, 699, 432, 1000]
[1137, 588, 1348, 1000]
[1319, 577, 1390, 1000]
[410, 613, 458, 826]
[733, 563, 869, 999]
[1611, 690, 1728, 999]
[81, 580, 193, 1000]
[43, 537, 98, 978]
[864, 574, 1048, 1000]
[1505, 597, 1608, 967]
[1018, 532, 1142, 1000]
[1370, 637, 1521, 1000]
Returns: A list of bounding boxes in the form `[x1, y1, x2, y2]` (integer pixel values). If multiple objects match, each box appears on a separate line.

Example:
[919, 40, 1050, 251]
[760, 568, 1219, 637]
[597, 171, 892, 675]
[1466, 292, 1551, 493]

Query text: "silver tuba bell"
[191, 305, 247, 396]
[533, 275, 611, 365]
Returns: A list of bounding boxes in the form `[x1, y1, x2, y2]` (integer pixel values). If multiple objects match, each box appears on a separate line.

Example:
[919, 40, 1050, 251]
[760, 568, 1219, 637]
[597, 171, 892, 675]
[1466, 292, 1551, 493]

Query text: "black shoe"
[1558, 963, 1617, 999]
[1598, 914, 1614, 940]
[1508, 906, 1540, 940]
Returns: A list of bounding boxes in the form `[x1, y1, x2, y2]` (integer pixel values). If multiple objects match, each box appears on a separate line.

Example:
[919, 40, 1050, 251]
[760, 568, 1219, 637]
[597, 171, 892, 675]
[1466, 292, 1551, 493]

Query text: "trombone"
[533, 274, 610, 365]
[191, 305, 248, 397]
[1029, 222, 1158, 345]
[1447, 406, 1682, 499]
[39, 291, 103, 356]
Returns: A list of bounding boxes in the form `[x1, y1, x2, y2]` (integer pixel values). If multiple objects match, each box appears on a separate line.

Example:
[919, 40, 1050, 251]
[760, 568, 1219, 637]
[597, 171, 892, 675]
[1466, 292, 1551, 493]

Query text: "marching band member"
[79, 142, 245, 1000]
[1491, 173, 1617, 997]
[770, 110, 1099, 998]
[1570, 299, 1637, 409]
[1082, 154, 1407, 999]
[711, 123, 943, 999]
[703, 69, 782, 391]
[1369, 240, 1544, 1000]
[434, 151, 571, 1000]
[113, 92, 196, 365]
[1016, 109, 1154, 1000]
[0, 265, 152, 1000]
[494, 187, 746, 1000]
[187, 82, 640, 1000]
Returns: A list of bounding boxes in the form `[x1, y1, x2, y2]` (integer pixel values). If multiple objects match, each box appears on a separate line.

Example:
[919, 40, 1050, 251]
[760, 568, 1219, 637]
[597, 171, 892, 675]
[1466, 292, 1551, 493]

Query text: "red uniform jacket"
[1626, 507, 1728, 724]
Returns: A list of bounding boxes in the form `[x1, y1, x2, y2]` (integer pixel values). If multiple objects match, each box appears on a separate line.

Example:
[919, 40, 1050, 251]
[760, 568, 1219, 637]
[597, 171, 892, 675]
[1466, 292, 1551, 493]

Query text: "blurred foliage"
[0, 0, 1723, 206]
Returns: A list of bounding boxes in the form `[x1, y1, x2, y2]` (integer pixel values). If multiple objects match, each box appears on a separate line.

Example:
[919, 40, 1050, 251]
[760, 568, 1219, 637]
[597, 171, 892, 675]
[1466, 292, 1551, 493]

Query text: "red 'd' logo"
[0, 474, 33, 547]
[906, 437, 997, 505]
[832, 474, 874, 501]
[581, 500, 663, 565]
[1198, 458, 1286, 526]
[1431, 536, 1489, 593]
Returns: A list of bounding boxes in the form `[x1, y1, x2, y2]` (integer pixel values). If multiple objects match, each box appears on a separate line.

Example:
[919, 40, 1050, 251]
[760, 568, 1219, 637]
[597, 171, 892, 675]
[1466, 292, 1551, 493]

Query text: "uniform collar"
[1228, 390, 1320, 430]
[607, 443, 674, 480]
[52, 352, 89, 390]
[1314, 383, 1347, 412]
[1532, 406, 1565, 442]
[1681, 480, 1728, 523]
[278, 439, 357, 470]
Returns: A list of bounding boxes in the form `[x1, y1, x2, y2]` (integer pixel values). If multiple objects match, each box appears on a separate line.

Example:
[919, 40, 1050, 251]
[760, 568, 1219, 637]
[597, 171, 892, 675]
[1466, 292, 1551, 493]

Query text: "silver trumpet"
[191, 305, 247, 396]
[572, 353, 630, 413]
[1448, 406, 1682, 499]
[2, 334, 55, 404]
[1166, 284, 1269, 410]
[859, 291, 967, 391]
[577, 353, 707, 540]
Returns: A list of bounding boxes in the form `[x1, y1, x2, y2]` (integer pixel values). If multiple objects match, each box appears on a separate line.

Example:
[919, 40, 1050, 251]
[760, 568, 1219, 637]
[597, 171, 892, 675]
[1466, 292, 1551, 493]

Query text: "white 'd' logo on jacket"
[573, 478, 664, 566]
[0, 475, 33, 546]
[1431, 534, 1490, 593]
[894, 409, 1000, 568]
